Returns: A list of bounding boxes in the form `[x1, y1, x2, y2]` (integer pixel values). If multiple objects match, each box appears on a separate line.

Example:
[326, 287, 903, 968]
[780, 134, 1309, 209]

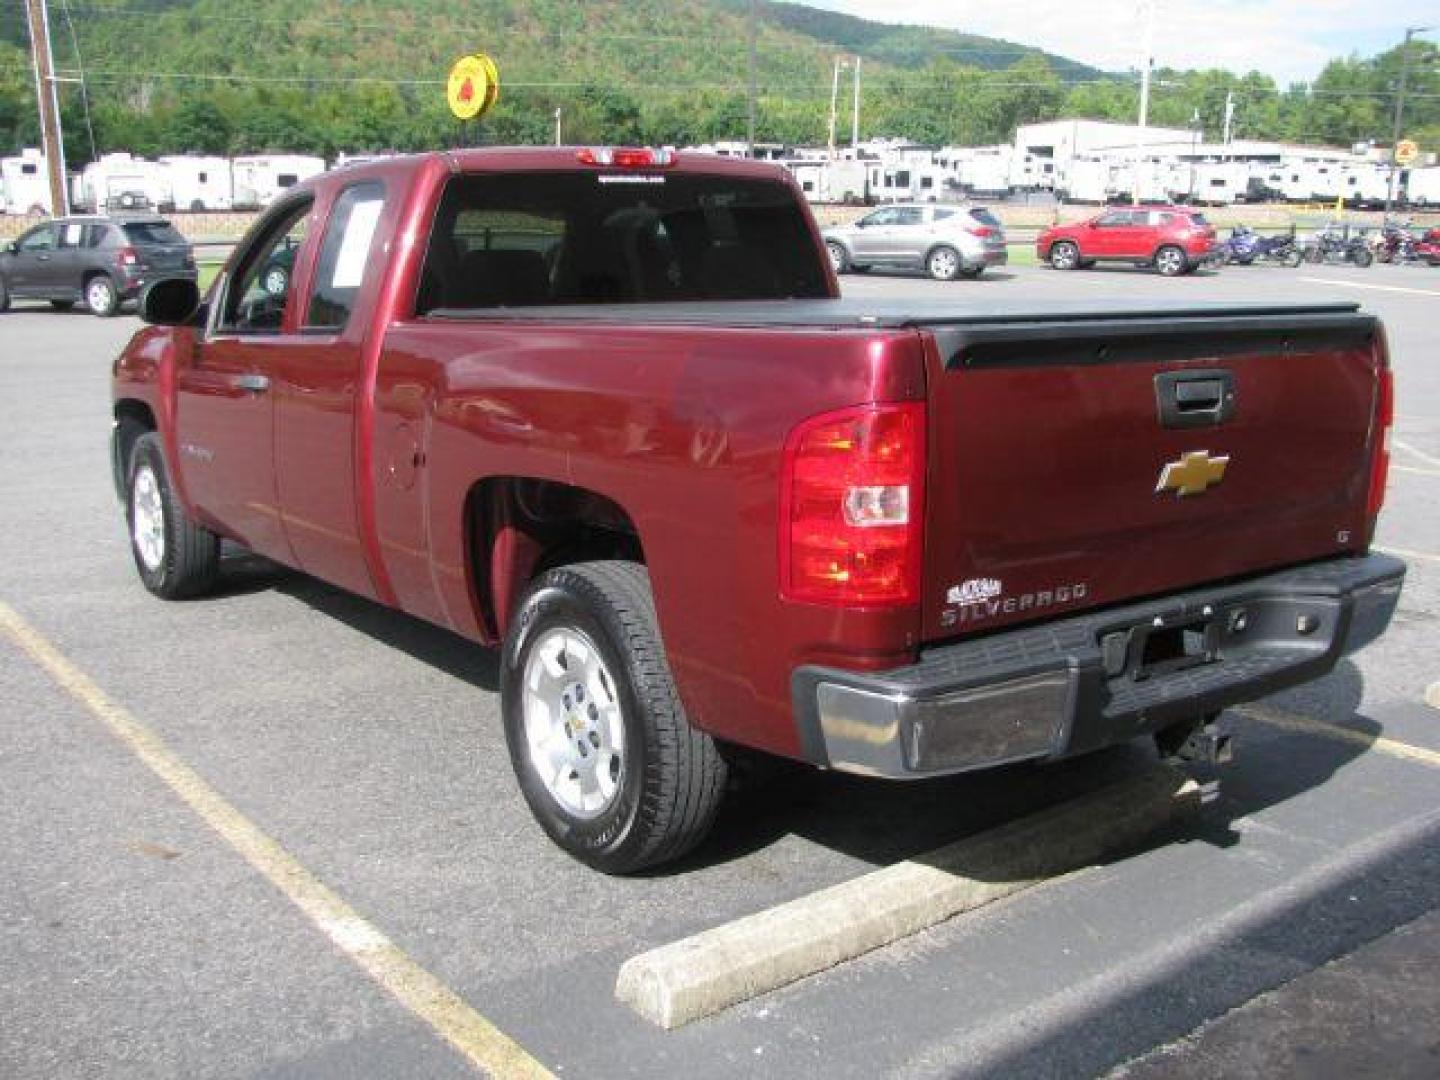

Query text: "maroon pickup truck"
[112, 148, 1404, 873]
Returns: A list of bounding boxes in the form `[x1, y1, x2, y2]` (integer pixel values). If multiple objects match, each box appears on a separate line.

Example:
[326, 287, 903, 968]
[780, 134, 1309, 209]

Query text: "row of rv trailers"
[703, 120, 1440, 207]
[0, 150, 331, 215]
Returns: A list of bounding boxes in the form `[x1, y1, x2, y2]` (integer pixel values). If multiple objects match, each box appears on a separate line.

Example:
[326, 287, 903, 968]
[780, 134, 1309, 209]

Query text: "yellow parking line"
[1237, 704, 1440, 769]
[0, 601, 551, 1080]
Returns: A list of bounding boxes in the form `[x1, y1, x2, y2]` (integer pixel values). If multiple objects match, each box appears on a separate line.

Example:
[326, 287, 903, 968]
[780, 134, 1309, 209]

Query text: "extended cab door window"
[216, 198, 313, 334]
[305, 181, 386, 331]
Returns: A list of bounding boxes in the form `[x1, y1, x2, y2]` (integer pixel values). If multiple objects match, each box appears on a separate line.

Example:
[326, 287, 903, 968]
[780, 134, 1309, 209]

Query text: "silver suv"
[823, 203, 1008, 281]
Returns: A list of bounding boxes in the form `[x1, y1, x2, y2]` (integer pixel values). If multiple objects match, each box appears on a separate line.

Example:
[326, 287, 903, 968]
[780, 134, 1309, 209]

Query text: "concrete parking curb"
[616, 763, 1201, 1030]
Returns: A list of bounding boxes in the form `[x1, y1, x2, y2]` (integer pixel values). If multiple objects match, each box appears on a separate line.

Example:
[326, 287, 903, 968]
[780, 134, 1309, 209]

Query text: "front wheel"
[1049, 241, 1080, 271]
[826, 241, 849, 274]
[126, 433, 221, 599]
[501, 562, 728, 874]
[1283, 249, 1303, 268]
[86, 275, 119, 317]
[1351, 248, 1373, 268]
[925, 245, 962, 281]
[1155, 245, 1187, 277]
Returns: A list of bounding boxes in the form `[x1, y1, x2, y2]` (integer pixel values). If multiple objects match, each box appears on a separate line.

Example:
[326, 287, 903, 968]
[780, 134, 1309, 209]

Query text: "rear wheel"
[1154, 245, 1187, 277]
[86, 275, 119, 317]
[1352, 247, 1373, 268]
[926, 245, 962, 281]
[501, 561, 728, 874]
[126, 433, 221, 599]
[1284, 249, 1303, 268]
[1049, 241, 1080, 271]
[826, 241, 849, 274]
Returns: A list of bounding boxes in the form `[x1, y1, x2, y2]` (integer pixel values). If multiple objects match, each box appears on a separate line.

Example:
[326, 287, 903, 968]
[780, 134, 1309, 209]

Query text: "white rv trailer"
[1190, 162, 1250, 205]
[1407, 167, 1440, 207]
[1062, 158, 1112, 203]
[74, 154, 172, 212]
[161, 155, 234, 211]
[1, 149, 54, 215]
[783, 159, 867, 204]
[231, 155, 326, 209]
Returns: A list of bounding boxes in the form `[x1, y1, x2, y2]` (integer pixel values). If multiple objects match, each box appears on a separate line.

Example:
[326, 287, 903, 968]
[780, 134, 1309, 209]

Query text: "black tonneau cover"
[424, 297, 1363, 331]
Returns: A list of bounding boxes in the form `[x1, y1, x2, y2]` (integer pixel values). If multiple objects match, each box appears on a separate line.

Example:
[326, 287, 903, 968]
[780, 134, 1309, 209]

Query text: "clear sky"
[803, 1, 1436, 86]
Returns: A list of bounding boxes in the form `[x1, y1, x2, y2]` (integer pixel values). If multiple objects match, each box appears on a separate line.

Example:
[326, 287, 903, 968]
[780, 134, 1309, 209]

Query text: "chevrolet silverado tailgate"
[917, 302, 1386, 641]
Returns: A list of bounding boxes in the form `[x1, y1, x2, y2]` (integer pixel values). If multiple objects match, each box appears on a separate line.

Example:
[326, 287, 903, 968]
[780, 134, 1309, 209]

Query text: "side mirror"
[140, 277, 205, 327]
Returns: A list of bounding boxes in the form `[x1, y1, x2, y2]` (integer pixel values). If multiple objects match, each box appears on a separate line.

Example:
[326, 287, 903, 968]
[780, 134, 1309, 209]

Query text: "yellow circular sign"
[1395, 139, 1419, 165]
[447, 53, 499, 121]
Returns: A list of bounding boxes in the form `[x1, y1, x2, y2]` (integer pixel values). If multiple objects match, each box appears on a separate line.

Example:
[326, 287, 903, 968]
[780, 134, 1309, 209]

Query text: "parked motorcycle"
[1211, 226, 1302, 268]
[1374, 221, 1417, 264]
[1414, 228, 1440, 267]
[1303, 223, 1373, 268]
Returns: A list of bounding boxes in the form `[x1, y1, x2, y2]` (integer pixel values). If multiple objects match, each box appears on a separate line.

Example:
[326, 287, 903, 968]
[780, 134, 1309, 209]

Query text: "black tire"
[0, 275, 9, 312]
[86, 274, 119, 317]
[1155, 245, 1187, 277]
[125, 433, 221, 599]
[1049, 241, 1080, 270]
[1352, 248, 1373, 269]
[50, 299, 75, 311]
[501, 561, 728, 874]
[826, 241, 849, 274]
[1284, 249, 1303, 268]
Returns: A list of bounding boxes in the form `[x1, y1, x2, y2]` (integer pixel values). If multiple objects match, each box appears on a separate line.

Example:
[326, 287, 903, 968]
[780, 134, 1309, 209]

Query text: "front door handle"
[232, 373, 270, 394]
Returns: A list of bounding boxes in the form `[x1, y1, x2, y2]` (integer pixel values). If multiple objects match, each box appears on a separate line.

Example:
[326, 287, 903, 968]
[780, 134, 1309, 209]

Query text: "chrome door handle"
[233, 373, 270, 394]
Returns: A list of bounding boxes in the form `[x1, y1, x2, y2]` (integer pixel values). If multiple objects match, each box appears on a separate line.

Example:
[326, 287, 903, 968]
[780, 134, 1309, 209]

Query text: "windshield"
[417, 170, 828, 312]
[122, 222, 186, 246]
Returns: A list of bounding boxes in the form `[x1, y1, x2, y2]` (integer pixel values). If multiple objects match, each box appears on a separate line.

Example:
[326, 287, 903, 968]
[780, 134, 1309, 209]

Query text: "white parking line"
[1394, 439, 1440, 470]
[1299, 277, 1440, 298]
[1426, 683, 1440, 712]
[0, 601, 552, 1080]
[1393, 465, 1440, 477]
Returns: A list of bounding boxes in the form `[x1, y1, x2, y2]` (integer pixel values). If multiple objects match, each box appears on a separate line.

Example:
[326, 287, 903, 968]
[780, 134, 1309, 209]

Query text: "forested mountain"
[0, 1, 1434, 161]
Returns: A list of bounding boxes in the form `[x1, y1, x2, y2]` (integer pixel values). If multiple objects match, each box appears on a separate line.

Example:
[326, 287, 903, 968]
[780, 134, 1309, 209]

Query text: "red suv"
[1037, 206, 1217, 276]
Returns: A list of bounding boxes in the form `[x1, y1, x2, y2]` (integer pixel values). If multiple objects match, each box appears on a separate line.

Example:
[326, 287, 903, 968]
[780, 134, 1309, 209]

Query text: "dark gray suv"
[0, 215, 197, 317]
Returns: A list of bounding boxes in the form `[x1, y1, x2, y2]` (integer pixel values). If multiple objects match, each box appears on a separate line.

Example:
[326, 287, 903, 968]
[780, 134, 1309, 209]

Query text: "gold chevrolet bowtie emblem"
[1156, 450, 1229, 497]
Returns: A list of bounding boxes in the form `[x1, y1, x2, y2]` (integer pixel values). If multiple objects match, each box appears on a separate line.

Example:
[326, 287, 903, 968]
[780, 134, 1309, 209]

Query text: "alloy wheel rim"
[264, 269, 287, 295]
[827, 244, 844, 272]
[931, 249, 958, 278]
[1159, 249, 1182, 274]
[131, 464, 165, 572]
[88, 279, 112, 310]
[1054, 245, 1076, 269]
[522, 627, 625, 820]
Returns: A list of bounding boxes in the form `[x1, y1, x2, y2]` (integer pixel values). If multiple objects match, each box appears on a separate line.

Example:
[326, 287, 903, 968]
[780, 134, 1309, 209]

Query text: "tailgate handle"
[1156, 369, 1236, 429]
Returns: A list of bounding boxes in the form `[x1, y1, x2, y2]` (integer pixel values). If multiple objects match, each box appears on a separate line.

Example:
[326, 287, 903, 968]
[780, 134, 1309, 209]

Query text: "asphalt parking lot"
[2, 259, 1438, 1078]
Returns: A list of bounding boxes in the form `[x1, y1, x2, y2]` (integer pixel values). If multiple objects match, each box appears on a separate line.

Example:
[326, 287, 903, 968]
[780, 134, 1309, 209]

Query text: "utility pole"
[851, 57, 861, 149]
[24, 0, 68, 216]
[1131, 0, 1155, 205]
[1222, 91, 1235, 147]
[746, 0, 757, 153]
[1386, 25, 1433, 214]
[826, 56, 846, 159]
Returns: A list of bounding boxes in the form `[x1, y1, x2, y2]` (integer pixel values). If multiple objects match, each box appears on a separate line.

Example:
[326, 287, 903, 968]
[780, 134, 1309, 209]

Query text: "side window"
[306, 182, 385, 330]
[17, 224, 56, 252]
[1094, 211, 1130, 228]
[218, 199, 313, 334]
[893, 208, 924, 226]
[59, 221, 86, 249]
[863, 208, 898, 227]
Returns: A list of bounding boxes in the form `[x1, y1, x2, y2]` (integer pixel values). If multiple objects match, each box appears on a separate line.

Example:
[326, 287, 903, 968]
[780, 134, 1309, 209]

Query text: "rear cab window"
[416, 169, 828, 313]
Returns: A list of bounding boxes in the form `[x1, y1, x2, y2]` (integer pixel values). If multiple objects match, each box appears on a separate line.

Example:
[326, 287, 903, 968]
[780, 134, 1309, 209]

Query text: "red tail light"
[118, 246, 139, 266]
[969, 225, 996, 238]
[577, 147, 675, 168]
[780, 403, 926, 607]
[1366, 364, 1393, 521]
